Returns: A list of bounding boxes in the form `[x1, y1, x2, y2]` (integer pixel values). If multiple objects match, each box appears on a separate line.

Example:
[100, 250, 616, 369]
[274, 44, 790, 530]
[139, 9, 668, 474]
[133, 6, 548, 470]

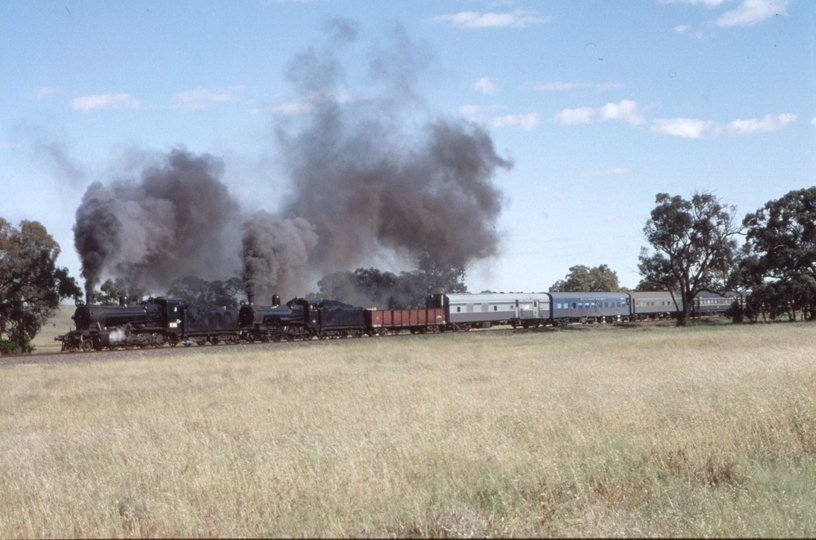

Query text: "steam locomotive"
[56, 290, 740, 352]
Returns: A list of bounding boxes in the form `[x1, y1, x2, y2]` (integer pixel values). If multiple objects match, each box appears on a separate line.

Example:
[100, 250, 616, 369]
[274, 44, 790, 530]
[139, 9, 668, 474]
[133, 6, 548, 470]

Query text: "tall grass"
[2, 322, 815, 537]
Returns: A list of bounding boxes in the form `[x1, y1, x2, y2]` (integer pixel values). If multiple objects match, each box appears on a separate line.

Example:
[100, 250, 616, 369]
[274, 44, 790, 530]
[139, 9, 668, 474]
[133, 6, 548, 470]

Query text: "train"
[56, 289, 741, 352]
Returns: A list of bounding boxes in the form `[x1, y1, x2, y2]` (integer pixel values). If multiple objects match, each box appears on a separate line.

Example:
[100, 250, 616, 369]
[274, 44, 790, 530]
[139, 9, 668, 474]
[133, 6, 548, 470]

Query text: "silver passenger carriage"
[428, 293, 552, 330]
[629, 291, 683, 320]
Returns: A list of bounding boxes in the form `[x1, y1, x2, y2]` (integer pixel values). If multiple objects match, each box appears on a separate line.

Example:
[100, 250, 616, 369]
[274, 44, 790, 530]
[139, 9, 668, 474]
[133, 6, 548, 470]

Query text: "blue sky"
[1, 0, 814, 296]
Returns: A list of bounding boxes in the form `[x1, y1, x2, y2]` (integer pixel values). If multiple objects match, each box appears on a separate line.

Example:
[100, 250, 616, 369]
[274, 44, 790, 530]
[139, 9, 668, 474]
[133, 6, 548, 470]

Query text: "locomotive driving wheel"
[81, 338, 94, 352]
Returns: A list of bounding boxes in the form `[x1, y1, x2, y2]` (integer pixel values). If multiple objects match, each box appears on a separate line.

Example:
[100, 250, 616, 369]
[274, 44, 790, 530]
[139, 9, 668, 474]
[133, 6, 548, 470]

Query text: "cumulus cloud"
[652, 113, 797, 138]
[174, 87, 235, 111]
[555, 100, 644, 126]
[726, 113, 798, 134]
[474, 77, 499, 95]
[489, 113, 541, 131]
[715, 0, 791, 26]
[433, 9, 551, 28]
[458, 104, 540, 131]
[71, 93, 141, 112]
[651, 118, 720, 138]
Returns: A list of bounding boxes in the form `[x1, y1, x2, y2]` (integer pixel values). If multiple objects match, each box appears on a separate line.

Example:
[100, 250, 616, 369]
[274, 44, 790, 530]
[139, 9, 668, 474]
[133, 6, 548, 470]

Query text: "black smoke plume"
[241, 211, 318, 304]
[252, 20, 511, 287]
[73, 22, 511, 303]
[73, 149, 240, 300]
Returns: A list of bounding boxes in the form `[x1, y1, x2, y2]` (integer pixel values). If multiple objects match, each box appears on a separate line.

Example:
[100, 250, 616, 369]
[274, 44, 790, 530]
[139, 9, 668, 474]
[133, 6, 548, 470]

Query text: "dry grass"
[2, 322, 816, 537]
[30, 305, 76, 354]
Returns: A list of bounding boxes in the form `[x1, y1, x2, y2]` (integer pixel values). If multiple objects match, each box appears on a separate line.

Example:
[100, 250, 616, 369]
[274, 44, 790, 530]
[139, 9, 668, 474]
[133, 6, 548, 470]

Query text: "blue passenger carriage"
[549, 291, 630, 325]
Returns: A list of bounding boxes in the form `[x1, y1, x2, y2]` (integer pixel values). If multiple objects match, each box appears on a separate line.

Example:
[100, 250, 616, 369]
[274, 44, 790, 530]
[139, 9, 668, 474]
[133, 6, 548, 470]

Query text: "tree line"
[2, 186, 814, 352]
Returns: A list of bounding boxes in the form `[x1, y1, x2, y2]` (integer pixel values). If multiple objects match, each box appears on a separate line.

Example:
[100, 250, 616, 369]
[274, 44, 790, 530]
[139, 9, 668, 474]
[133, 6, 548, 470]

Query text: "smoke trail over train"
[73, 149, 240, 301]
[73, 20, 511, 302]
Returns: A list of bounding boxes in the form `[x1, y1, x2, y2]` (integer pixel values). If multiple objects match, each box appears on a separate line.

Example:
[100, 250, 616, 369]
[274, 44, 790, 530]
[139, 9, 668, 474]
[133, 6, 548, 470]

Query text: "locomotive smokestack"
[86, 291, 94, 305]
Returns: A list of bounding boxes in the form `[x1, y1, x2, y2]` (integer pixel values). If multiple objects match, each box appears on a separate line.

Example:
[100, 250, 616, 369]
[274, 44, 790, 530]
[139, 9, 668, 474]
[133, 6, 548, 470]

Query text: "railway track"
[0, 319, 677, 368]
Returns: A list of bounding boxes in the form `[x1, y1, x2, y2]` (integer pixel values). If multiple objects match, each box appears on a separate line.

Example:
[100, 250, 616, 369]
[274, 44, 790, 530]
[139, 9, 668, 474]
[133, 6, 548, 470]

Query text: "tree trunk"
[677, 291, 694, 327]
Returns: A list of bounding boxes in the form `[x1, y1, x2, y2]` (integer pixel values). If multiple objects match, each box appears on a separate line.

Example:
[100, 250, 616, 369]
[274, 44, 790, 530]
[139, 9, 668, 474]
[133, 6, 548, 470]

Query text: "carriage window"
[493, 306, 497, 311]
[572, 303, 577, 309]
[456, 307, 461, 312]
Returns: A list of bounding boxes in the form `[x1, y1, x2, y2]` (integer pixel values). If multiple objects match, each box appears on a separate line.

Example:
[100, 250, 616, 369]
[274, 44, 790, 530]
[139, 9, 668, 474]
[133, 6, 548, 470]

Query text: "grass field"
[3, 321, 816, 537]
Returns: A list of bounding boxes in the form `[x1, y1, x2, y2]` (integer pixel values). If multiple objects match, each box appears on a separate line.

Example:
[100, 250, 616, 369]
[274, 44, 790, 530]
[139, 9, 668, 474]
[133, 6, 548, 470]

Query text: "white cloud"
[674, 24, 691, 33]
[600, 100, 645, 125]
[474, 77, 499, 95]
[651, 118, 720, 138]
[458, 104, 540, 131]
[582, 167, 634, 177]
[715, 0, 791, 27]
[490, 113, 541, 131]
[433, 9, 551, 28]
[555, 100, 644, 126]
[812, 116, 816, 126]
[33, 86, 63, 99]
[174, 87, 234, 111]
[458, 104, 503, 116]
[652, 113, 798, 138]
[726, 113, 798, 134]
[555, 106, 596, 125]
[533, 81, 623, 92]
[71, 93, 141, 112]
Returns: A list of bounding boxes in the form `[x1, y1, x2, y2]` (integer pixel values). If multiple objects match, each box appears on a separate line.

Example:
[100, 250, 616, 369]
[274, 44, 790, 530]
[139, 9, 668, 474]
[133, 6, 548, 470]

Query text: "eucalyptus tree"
[550, 264, 622, 292]
[743, 187, 816, 320]
[638, 192, 741, 326]
[0, 219, 81, 353]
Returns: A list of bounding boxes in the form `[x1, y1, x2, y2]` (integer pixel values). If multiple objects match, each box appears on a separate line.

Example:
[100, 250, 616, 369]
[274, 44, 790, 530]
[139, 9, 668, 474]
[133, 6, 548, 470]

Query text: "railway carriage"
[427, 292, 551, 330]
[549, 291, 630, 325]
[629, 291, 683, 320]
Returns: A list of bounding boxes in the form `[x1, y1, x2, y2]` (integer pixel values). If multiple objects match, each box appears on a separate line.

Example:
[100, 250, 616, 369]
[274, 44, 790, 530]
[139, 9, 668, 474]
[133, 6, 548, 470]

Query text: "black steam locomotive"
[58, 297, 242, 351]
[239, 295, 366, 342]
[57, 295, 366, 351]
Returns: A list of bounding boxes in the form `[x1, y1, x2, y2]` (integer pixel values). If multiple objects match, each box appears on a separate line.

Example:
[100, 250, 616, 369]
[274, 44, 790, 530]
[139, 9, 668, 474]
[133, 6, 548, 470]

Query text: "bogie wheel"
[81, 339, 94, 352]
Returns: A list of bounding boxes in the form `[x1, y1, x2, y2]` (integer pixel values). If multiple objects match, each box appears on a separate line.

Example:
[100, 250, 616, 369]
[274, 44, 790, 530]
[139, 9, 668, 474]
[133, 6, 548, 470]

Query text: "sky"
[1, 0, 814, 297]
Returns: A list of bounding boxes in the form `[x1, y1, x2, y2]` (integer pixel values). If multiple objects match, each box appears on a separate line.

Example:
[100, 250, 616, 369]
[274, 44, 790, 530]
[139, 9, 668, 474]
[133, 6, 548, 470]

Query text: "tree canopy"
[0, 219, 81, 353]
[166, 276, 245, 308]
[315, 254, 468, 309]
[550, 264, 621, 292]
[638, 192, 741, 326]
[741, 187, 816, 321]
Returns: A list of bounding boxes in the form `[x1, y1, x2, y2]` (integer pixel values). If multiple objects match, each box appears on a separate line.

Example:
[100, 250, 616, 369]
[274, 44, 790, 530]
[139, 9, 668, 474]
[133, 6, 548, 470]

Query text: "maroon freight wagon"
[364, 308, 446, 336]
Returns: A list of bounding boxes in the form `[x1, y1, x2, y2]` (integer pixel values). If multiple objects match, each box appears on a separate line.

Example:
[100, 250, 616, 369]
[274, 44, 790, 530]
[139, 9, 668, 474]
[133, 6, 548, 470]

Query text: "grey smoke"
[241, 211, 318, 303]
[73, 149, 240, 299]
[73, 21, 511, 303]
[273, 21, 511, 275]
